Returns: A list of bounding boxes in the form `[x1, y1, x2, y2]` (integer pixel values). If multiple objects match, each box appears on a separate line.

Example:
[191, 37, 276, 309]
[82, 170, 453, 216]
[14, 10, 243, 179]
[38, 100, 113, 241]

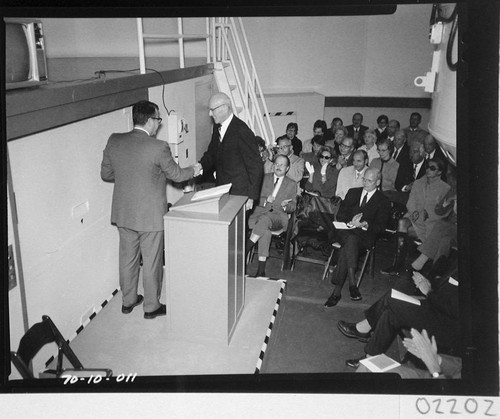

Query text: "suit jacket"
[252, 173, 297, 228]
[370, 157, 399, 192]
[335, 165, 366, 200]
[101, 129, 194, 231]
[403, 127, 428, 147]
[336, 187, 391, 246]
[200, 115, 263, 200]
[393, 143, 412, 191]
[346, 124, 368, 148]
[375, 128, 388, 142]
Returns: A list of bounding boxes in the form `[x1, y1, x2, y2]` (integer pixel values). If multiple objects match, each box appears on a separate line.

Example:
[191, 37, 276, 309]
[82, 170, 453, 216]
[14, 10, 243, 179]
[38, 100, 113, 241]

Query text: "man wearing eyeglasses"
[264, 136, 305, 185]
[381, 158, 451, 276]
[199, 92, 263, 211]
[101, 100, 200, 319]
[324, 168, 391, 306]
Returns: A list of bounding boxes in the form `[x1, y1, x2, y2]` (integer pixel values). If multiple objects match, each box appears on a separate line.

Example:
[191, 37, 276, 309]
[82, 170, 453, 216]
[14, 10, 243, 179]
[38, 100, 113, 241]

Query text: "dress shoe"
[144, 304, 166, 319]
[380, 265, 400, 276]
[349, 285, 362, 301]
[324, 294, 341, 308]
[345, 357, 365, 369]
[121, 295, 144, 314]
[337, 320, 371, 343]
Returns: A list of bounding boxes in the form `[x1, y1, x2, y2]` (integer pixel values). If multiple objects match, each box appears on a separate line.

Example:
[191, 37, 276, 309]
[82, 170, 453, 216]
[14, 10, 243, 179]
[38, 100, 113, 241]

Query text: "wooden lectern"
[164, 188, 247, 345]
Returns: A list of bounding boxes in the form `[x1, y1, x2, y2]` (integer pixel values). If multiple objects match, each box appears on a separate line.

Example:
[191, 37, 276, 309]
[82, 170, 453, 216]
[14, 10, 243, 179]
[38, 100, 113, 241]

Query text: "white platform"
[44, 277, 285, 376]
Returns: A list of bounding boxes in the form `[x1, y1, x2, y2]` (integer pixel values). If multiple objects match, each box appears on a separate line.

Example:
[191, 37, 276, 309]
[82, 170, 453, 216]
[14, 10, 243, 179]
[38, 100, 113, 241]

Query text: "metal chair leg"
[356, 247, 372, 289]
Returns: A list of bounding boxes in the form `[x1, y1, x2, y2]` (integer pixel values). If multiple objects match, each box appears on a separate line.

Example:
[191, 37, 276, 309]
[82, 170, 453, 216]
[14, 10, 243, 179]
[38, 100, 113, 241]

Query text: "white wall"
[8, 110, 129, 344]
[242, 5, 433, 97]
[41, 6, 433, 98]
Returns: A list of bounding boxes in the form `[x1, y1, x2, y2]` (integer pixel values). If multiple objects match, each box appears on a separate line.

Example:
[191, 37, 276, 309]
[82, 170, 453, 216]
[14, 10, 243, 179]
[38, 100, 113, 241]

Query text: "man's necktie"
[413, 163, 418, 179]
[360, 192, 367, 208]
[217, 124, 222, 141]
[272, 177, 280, 197]
[379, 160, 385, 190]
[393, 149, 399, 160]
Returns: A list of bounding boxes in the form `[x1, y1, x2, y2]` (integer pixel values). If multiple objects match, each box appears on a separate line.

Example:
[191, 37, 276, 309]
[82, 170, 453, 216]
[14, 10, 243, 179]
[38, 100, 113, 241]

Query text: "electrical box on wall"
[164, 113, 189, 145]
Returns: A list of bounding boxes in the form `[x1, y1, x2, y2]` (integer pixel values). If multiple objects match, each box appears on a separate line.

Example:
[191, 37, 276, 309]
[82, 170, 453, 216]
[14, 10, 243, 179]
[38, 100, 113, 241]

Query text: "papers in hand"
[191, 183, 231, 202]
[333, 221, 355, 230]
[359, 354, 401, 373]
[391, 289, 421, 306]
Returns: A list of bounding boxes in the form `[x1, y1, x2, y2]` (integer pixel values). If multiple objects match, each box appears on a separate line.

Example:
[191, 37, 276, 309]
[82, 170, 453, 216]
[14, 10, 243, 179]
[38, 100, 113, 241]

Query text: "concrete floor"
[252, 235, 411, 374]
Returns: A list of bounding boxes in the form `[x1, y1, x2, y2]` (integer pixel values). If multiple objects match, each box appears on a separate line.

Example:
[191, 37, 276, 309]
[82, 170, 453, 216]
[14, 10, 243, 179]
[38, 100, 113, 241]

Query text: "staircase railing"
[136, 17, 274, 145]
[210, 17, 275, 146]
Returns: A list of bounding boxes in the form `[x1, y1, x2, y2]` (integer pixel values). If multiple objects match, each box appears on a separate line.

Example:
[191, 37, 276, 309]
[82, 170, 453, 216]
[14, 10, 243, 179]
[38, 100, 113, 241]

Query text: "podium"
[164, 190, 247, 345]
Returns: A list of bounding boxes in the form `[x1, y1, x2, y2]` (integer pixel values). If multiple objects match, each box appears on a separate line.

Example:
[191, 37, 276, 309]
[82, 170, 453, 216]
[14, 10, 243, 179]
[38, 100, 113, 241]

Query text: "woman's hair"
[316, 145, 337, 164]
[313, 119, 328, 133]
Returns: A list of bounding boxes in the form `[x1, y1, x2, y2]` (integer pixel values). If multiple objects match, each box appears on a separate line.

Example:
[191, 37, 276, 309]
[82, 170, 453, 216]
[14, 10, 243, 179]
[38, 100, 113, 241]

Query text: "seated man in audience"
[369, 138, 399, 195]
[392, 130, 412, 187]
[423, 134, 448, 181]
[276, 122, 302, 156]
[335, 149, 368, 201]
[265, 136, 305, 184]
[346, 112, 368, 149]
[324, 168, 391, 306]
[386, 119, 400, 143]
[335, 136, 355, 171]
[358, 129, 379, 165]
[381, 158, 451, 276]
[247, 155, 297, 277]
[375, 114, 389, 142]
[355, 329, 462, 379]
[403, 112, 428, 147]
[337, 260, 459, 369]
[395, 140, 427, 198]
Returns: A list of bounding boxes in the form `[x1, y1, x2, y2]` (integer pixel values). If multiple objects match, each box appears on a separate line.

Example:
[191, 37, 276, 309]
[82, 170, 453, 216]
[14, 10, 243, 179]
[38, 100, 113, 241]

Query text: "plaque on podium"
[170, 184, 231, 215]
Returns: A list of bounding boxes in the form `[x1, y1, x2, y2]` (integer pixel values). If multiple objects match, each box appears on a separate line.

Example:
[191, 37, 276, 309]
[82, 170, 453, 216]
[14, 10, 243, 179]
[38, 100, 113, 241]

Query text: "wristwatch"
[432, 371, 441, 378]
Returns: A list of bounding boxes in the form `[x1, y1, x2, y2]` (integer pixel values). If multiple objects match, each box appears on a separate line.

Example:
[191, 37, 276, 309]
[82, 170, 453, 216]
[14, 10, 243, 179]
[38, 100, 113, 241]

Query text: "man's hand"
[266, 195, 275, 204]
[412, 271, 431, 295]
[192, 163, 203, 177]
[245, 198, 254, 211]
[350, 213, 364, 227]
[403, 329, 441, 377]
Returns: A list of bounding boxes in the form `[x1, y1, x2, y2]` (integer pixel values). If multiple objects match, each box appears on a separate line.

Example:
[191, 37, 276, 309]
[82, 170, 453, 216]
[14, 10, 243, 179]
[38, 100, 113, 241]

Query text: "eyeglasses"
[340, 143, 352, 148]
[209, 103, 225, 112]
[320, 155, 331, 160]
[278, 144, 291, 149]
[151, 117, 162, 124]
[427, 166, 439, 171]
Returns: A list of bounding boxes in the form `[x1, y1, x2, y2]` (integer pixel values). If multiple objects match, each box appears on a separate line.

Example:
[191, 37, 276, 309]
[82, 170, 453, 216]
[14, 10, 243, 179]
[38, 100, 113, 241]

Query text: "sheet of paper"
[391, 289, 421, 306]
[191, 183, 231, 201]
[333, 221, 354, 230]
[359, 354, 401, 373]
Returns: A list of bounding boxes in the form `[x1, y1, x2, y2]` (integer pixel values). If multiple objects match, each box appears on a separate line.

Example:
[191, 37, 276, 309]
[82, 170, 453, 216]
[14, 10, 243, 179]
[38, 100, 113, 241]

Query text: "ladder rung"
[229, 84, 237, 90]
[142, 33, 209, 40]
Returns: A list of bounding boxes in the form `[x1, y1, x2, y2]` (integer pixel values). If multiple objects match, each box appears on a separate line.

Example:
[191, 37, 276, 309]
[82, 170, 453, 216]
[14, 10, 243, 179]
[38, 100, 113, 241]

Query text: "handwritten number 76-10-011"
[62, 373, 137, 385]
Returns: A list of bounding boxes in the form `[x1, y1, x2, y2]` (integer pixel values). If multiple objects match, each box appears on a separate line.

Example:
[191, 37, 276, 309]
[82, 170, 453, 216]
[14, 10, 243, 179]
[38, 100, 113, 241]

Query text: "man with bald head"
[199, 92, 263, 210]
[324, 167, 391, 306]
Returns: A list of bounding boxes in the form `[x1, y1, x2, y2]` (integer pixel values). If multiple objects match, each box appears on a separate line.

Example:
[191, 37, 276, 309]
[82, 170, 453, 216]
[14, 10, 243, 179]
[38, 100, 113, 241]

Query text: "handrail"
[211, 18, 275, 146]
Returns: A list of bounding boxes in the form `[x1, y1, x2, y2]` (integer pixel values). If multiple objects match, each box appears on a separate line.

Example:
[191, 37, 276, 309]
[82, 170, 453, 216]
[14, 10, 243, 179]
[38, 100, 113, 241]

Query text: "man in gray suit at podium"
[101, 100, 200, 319]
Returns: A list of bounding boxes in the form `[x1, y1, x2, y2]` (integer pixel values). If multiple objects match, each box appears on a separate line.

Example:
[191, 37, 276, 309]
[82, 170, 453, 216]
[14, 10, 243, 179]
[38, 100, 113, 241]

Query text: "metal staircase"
[136, 17, 275, 146]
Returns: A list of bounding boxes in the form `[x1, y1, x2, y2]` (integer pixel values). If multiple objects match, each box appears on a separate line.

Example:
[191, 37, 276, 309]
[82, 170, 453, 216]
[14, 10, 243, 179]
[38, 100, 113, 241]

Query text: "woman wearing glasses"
[381, 157, 451, 276]
[304, 146, 340, 199]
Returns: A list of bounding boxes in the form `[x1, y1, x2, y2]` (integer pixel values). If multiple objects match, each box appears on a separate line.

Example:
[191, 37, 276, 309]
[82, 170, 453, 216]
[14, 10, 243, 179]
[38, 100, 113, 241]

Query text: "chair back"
[11, 315, 83, 379]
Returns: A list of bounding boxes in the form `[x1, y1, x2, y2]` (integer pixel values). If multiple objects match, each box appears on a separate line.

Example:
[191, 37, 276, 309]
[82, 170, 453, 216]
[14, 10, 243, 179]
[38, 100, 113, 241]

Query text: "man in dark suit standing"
[199, 92, 263, 211]
[246, 155, 297, 277]
[345, 112, 369, 149]
[101, 100, 199, 319]
[324, 168, 391, 306]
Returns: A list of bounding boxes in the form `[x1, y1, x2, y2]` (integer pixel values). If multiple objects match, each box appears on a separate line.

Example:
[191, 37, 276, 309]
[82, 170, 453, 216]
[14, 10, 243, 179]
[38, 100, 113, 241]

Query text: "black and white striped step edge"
[44, 288, 120, 368]
[255, 279, 287, 374]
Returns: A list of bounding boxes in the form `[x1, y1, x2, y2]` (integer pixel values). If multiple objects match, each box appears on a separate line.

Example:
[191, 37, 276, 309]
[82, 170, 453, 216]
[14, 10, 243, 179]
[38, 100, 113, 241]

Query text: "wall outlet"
[8, 244, 17, 290]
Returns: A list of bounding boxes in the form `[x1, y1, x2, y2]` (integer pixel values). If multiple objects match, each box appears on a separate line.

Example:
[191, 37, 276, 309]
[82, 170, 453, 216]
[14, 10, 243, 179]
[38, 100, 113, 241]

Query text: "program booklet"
[191, 183, 231, 202]
[359, 354, 401, 373]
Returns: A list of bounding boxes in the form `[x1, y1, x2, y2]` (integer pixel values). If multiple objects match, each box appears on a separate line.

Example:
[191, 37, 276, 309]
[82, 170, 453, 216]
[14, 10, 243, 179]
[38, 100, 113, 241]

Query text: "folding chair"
[10, 315, 112, 379]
